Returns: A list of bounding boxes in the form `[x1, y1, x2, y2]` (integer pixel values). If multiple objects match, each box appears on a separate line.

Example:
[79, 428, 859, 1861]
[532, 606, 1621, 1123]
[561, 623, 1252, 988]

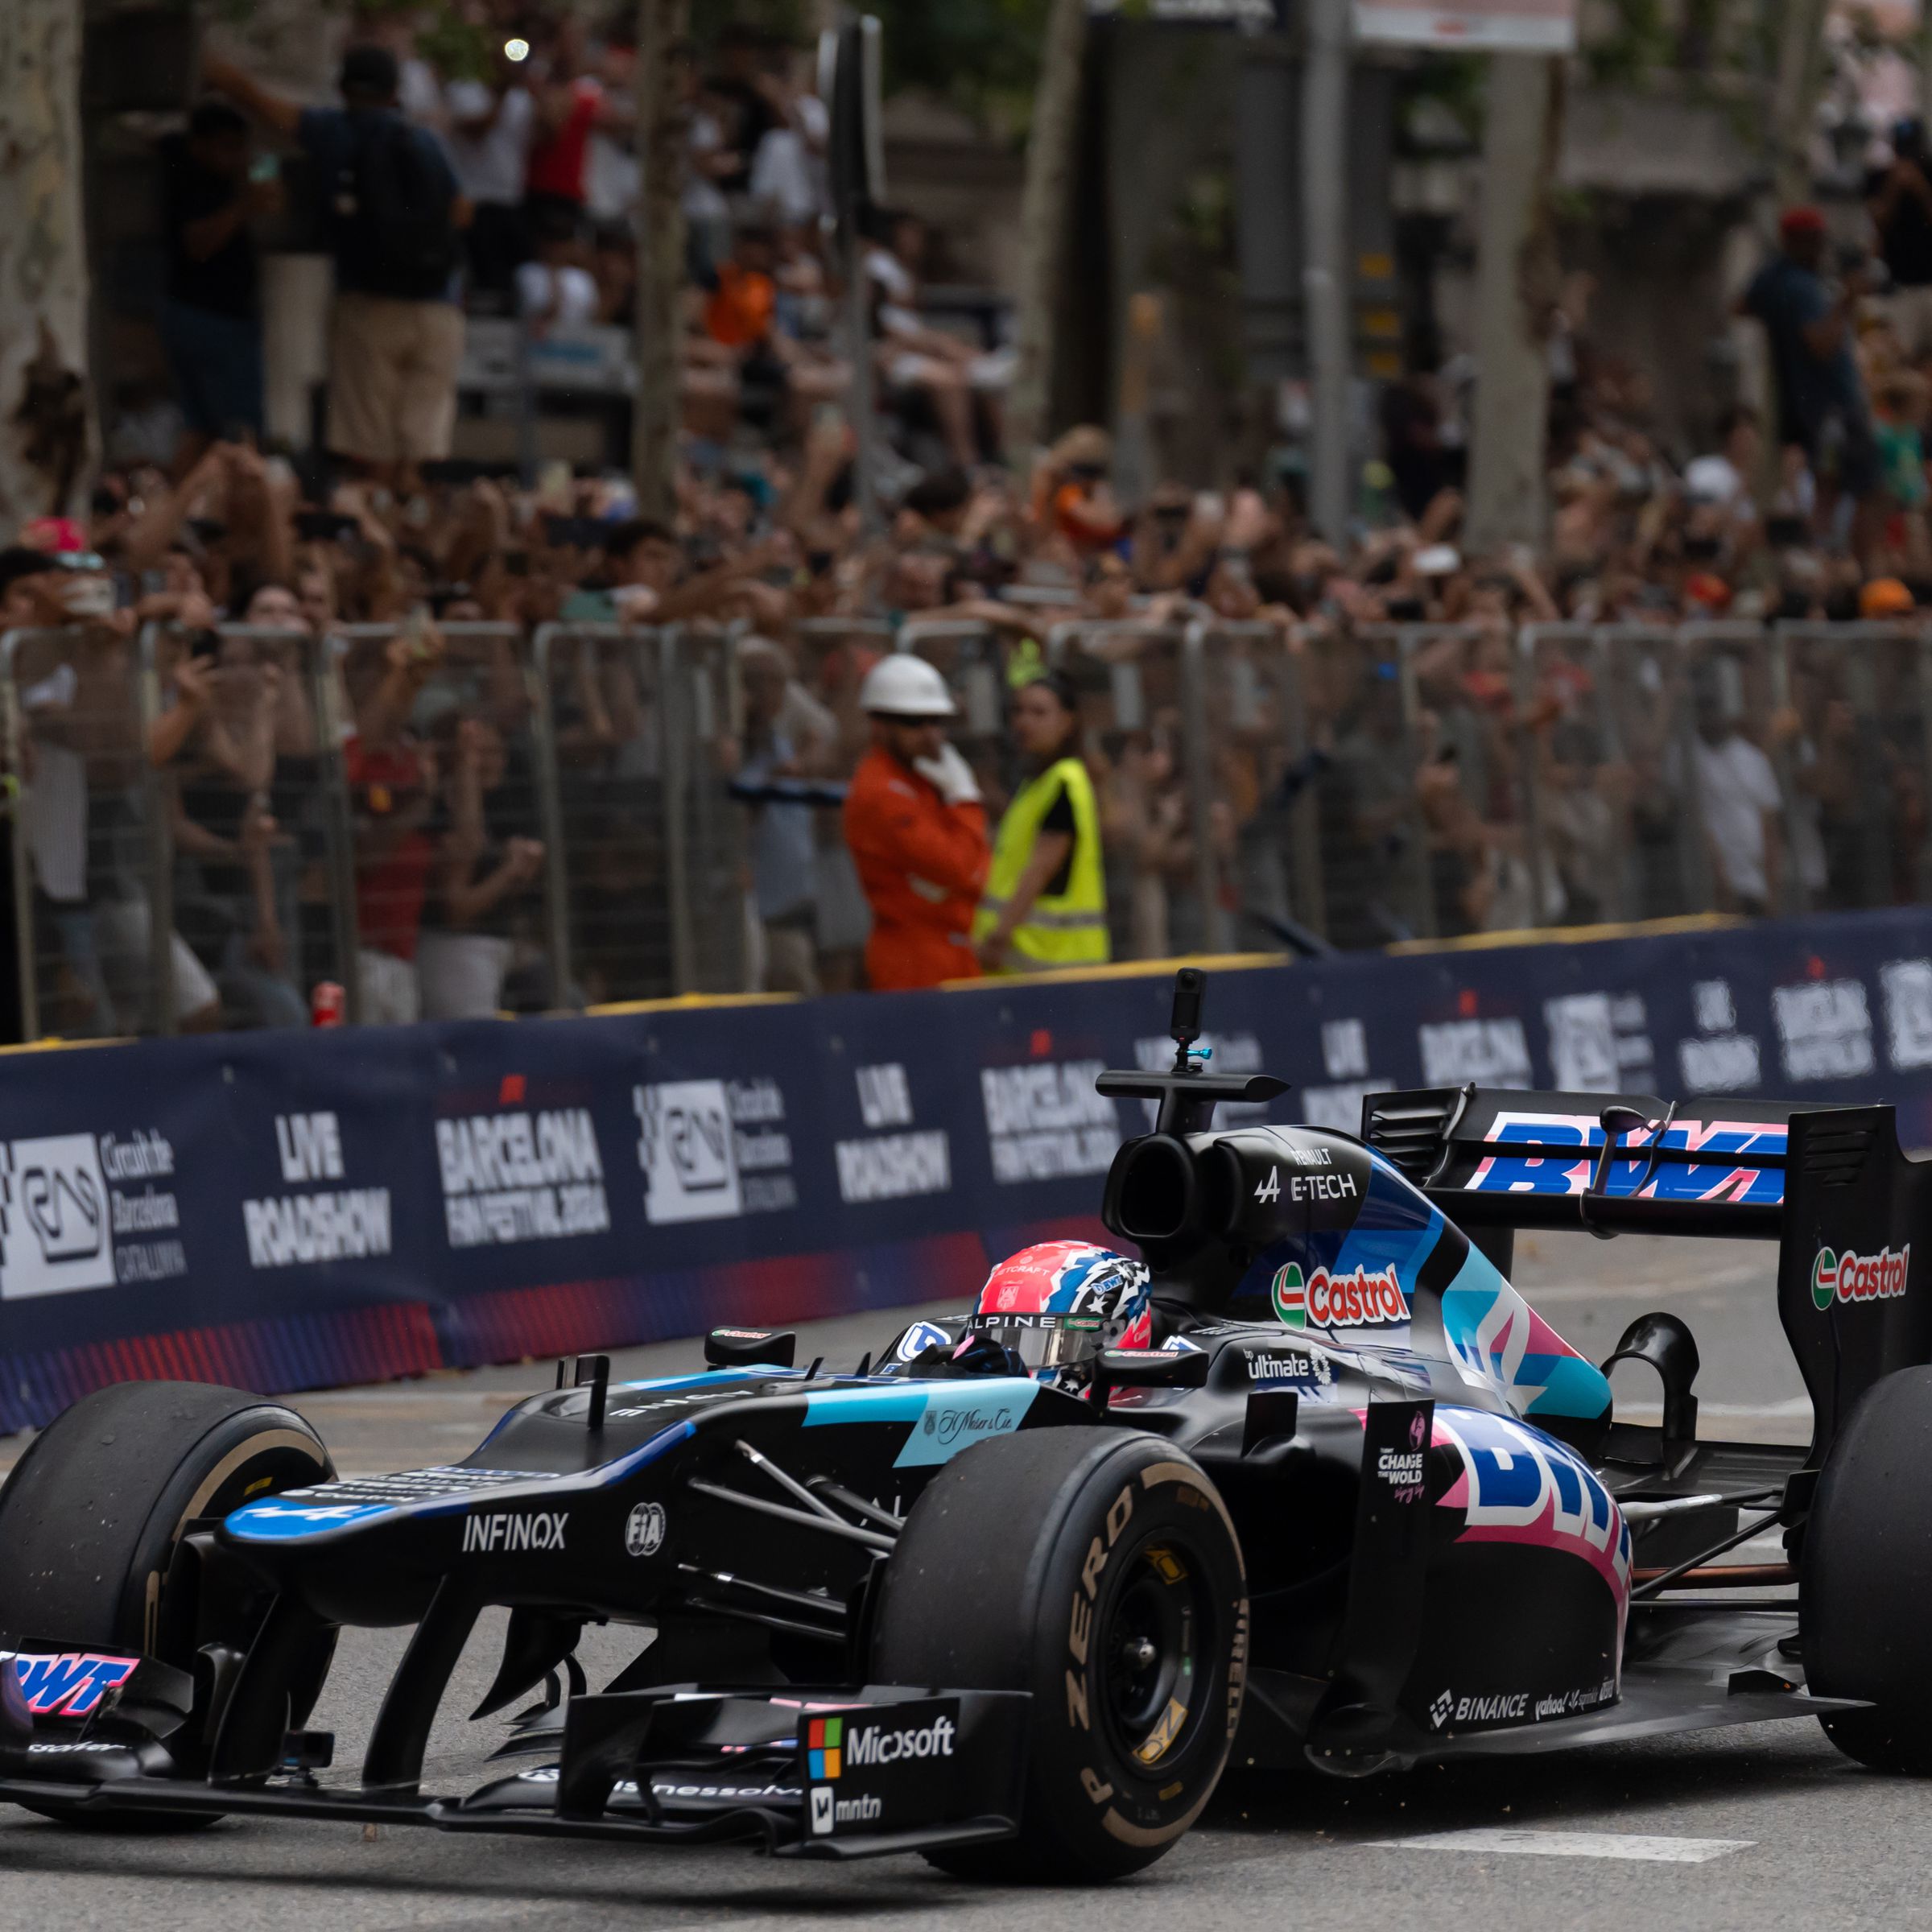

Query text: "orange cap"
[1860, 576, 1916, 618]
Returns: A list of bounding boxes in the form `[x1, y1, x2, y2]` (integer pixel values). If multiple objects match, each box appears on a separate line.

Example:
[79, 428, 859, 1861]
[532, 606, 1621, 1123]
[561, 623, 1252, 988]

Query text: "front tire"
[0, 1380, 334, 1825]
[873, 1427, 1246, 1883]
[1803, 1365, 1932, 1771]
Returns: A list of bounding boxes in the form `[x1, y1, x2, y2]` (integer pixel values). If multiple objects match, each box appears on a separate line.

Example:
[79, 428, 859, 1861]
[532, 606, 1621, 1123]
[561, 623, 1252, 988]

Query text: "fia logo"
[810, 1785, 835, 1835]
[625, 1501, 667, 1558]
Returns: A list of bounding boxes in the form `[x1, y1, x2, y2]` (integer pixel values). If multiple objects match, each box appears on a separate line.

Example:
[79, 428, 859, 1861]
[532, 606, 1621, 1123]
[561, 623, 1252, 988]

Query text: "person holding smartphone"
[159, 101, 279, 468]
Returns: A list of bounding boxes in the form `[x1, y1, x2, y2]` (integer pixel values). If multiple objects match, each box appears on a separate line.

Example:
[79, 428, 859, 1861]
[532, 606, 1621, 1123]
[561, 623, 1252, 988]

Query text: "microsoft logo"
[808, 1715, 843, 1780]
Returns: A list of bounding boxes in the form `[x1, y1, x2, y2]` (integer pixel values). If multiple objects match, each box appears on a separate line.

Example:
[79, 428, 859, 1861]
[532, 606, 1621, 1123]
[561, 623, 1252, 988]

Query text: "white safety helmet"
[858, 653, 956, 719]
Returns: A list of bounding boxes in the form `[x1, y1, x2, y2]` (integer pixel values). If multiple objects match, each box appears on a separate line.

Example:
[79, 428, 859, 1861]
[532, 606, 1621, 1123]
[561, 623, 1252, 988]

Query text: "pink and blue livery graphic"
[1433, 1406, 1633, 1612]
[1469, 1112, 1787, 1208]
[3, 1649, 140, 1717]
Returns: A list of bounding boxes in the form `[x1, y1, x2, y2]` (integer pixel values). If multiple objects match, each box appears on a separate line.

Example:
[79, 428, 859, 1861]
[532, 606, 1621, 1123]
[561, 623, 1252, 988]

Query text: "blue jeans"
[161, 299, 264, 440]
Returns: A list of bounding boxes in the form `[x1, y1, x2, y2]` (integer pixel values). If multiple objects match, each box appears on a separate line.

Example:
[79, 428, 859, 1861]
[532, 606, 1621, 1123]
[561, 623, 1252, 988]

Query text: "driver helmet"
[973, 1241, 1153, 1384]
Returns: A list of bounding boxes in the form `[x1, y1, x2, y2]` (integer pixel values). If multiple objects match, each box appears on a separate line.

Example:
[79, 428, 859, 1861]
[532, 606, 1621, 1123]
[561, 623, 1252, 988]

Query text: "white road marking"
[1368, 1828, 1753, 1863]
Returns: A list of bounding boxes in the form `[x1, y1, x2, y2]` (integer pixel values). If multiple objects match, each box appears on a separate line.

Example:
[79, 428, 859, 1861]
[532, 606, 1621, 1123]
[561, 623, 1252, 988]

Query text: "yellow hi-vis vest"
[973, 756, 1109, 967]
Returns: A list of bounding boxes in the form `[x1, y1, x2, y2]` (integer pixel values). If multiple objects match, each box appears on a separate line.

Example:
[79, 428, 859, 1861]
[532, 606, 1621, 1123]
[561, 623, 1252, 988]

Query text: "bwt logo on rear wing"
[1468, 1113, 1788, 1209]
[1359, 1088, 1795, 1236]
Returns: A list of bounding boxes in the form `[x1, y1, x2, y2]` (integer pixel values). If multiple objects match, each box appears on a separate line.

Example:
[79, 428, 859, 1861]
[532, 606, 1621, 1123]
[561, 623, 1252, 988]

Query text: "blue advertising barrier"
[3, 906, 1932, 1435]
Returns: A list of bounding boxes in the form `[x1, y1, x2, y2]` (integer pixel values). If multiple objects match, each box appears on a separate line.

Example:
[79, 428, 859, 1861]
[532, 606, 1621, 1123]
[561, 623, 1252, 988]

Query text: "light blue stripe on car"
[802, 1377, 1039, 1468]
[801, 1385, 928, 1428]
[225, 1501, 393, 1540]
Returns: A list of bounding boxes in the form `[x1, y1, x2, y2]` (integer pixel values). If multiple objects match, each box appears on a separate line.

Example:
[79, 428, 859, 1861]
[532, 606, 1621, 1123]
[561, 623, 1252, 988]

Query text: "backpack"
[333, 112, 459, 300]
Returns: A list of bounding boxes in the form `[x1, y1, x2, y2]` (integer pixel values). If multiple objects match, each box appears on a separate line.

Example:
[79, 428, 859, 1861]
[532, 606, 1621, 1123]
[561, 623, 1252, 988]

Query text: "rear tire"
[873, 1427, 1246, 1883]
[0, 1380, 334, 1827]
[1802, 1365, 1932, 1772]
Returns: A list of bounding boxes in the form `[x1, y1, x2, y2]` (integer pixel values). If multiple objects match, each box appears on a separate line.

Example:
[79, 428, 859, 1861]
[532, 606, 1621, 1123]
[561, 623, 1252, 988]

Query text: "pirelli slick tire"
[1802, 1366, 1932, 1773]
[873, 1427, 1247, 1884]
[0, 1380, 334, 1827]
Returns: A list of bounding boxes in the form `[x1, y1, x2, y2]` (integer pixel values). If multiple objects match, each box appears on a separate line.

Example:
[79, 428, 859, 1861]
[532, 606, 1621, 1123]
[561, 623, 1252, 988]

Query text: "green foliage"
[1583, 0, 1673, 88]
[1397, 52, 1484, 151]
[413, 5, 497, 84]
[865, 0, 1054, 131]
[689, 0, 813, 47]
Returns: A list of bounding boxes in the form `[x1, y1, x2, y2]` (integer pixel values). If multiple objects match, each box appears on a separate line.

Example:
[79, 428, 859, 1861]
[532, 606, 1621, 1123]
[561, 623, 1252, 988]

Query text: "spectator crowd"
[10, 22, 1932, 1038]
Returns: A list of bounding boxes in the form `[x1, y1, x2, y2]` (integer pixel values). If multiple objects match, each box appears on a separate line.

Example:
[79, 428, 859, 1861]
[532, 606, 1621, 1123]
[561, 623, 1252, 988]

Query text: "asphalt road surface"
[4, 1233, 1915, 1932]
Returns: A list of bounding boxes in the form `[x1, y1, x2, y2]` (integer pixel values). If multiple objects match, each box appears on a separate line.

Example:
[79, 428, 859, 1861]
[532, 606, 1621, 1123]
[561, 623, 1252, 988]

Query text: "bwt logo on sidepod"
[1435, 1409, 1629, 1600]
[1812, 1244, 1909, 1311]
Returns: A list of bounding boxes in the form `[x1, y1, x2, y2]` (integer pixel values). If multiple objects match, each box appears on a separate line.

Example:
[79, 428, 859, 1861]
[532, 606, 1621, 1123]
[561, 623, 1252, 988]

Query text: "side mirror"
[1088, 1344, 1210, 1410]
[704, 1327, 798, 1370]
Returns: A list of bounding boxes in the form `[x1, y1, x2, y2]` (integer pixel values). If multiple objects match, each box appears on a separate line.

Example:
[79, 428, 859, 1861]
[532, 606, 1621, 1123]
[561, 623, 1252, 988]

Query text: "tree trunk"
[1300, 0, 1352, 541]
[1005, 0, 1088, 459]
[0, 0, 92, 537]
[1465, 52, 1564, 557]
[1922, 0, 1932, 122]
[1771, 0, 1831, 208]
[632, 0, 690, 522]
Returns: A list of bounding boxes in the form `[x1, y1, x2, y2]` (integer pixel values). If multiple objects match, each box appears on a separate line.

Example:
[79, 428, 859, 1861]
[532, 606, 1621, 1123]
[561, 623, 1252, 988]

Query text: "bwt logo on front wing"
[4, 1650, 138, 1716]
[1812, 1243, 1909, 1311]
[462, 1510, 568, 1554]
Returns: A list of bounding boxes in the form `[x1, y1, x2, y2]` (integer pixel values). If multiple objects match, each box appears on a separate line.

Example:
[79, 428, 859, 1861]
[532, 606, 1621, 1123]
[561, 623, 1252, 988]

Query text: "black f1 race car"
[5, 968, 1932, 1881]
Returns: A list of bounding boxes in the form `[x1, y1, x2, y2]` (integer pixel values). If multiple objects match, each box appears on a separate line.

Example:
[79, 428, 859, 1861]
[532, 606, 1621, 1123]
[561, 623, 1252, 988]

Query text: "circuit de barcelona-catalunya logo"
[1811, 1243, 1909, 1311]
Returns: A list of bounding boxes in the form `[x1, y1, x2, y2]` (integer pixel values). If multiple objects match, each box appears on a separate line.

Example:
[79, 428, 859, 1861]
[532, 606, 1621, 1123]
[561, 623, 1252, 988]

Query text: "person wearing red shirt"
[840, 655, 989, 992]
[341, 621, 446, 1023]
[525, 69, 604, 222]
[345, 732, 436, 1023]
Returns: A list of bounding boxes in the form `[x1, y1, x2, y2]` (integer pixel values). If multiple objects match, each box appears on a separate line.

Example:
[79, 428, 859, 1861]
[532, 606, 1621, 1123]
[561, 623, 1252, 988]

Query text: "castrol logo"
[1811, 1244, 1909, 1312]
[1271, 1261, 1408, 1331]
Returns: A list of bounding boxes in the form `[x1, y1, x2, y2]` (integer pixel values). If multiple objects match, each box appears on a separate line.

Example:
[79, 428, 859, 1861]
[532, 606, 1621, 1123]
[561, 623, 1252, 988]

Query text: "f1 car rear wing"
[1360, 1087, 1795, 1239]
[1361, 1085, 1932, 1463]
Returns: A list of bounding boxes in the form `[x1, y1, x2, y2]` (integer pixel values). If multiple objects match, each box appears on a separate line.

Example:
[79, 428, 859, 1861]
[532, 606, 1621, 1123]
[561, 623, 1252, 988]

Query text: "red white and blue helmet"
[973, 1241, 1154, 1381]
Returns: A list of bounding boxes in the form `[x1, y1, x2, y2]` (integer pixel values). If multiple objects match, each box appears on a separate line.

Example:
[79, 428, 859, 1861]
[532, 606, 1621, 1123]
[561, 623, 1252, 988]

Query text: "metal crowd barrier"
[1039, 620, 1213, 959]
[146, 621, 357, 1034]
[10, 612, 1932, 1034]
[530, 621, 745, 1001]
[1769, 619, 1929, 916]
[336, 621, 558, 1024]
[1, 625, 173, 1040]
[1188, 618, 1323, 953]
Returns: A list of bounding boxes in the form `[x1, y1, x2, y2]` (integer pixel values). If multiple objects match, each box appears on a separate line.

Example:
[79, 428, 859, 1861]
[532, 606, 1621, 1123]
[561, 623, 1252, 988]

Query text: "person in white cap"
[840, 654, 989, 990]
